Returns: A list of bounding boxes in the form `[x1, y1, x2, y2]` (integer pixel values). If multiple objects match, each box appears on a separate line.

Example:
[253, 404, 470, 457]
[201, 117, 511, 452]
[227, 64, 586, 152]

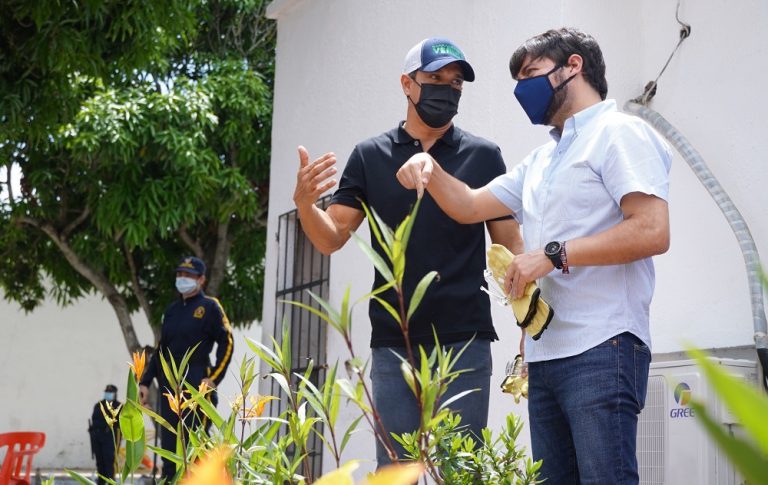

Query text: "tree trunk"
[207, 219, 230, 296]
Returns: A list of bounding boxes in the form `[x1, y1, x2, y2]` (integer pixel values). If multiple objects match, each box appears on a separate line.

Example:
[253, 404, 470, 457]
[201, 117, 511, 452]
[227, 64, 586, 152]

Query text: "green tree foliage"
[0, 0, 275, 353]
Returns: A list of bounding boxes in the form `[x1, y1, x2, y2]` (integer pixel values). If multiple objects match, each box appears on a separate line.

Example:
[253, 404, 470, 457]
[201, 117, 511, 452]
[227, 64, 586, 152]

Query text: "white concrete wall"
[264, 0, 768, 478]
[0, 294, 260, 469]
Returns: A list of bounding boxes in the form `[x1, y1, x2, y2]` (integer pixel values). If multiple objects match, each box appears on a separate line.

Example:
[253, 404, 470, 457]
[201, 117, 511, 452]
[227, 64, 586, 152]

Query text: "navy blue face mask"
[514, 64, 576, 125]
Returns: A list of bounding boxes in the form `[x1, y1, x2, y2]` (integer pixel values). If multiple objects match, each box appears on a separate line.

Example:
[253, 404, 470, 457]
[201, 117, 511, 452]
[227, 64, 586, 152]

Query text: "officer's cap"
[175, 256, 206, 276]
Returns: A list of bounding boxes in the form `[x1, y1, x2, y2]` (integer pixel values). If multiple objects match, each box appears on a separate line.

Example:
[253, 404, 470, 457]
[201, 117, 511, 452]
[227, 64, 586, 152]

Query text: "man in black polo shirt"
[293, 37, 522, 467]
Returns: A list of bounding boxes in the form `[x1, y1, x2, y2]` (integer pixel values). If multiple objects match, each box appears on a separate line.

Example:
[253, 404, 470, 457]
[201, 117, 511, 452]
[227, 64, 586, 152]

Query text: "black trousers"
[92, 431, 116, 485]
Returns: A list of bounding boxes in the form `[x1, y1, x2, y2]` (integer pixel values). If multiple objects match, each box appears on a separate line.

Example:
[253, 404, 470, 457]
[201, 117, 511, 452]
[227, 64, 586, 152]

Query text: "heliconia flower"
[198, 380, 213, 397]
[244, 395, 276, 418]
[164, 392, 188, 416]
[99, 401, 122, 428]
[128, 349, 146, 381]
[180, 446, 233, 485]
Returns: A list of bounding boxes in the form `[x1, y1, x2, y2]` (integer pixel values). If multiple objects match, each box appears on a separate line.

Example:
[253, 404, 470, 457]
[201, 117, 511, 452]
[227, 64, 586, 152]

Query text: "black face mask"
[409, 80, 461, 128]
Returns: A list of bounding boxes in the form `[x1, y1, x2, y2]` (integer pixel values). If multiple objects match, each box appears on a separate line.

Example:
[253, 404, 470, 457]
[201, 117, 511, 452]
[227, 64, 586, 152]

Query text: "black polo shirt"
[330, 122, 508, 348]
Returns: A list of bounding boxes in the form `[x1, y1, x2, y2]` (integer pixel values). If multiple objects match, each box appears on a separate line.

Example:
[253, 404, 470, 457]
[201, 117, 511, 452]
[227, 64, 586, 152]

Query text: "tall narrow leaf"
[407, 271, 437, 320]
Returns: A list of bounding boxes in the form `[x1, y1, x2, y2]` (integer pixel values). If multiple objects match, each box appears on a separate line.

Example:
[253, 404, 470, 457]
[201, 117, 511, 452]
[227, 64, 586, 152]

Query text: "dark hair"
[509, 28, 608, 100]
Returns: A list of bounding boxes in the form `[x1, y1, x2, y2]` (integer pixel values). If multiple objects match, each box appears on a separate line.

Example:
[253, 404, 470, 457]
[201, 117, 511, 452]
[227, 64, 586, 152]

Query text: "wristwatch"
[544, 241, 569, 274]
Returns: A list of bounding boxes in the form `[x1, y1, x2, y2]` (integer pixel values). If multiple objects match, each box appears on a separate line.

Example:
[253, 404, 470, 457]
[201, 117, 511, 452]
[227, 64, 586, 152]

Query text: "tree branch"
[179, 224, 205, 258]
[4, 162, 15, 208]
[18, 217, 142, 353]
[62, 207, 91, 238]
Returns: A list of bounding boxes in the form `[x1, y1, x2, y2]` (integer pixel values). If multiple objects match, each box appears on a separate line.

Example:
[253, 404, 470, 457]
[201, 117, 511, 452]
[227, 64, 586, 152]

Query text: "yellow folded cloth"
[485, 244, 554, 340]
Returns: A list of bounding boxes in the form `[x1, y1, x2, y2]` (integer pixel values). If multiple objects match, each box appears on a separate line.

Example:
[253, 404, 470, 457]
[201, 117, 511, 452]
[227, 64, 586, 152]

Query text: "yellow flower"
[180, 446, 233, 485]
[313, 461, 359, 485]
[363, 463, 424, 485]
[128, 349, 146, 381]
[229, 394, 244, 413]
[244, 395, 276, 419]
[99, 401, 122, 428]
[164, 392, 191, 416]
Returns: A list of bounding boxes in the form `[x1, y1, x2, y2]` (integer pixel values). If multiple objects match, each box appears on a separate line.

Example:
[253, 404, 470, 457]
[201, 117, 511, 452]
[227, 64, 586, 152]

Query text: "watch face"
[545, 241, 561, 256]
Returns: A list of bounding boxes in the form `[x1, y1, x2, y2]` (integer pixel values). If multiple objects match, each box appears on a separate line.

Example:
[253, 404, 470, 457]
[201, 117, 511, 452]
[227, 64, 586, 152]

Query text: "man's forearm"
[427, 162, 487, 223]
[566, 196, 669, 266]
[296, 204, 348, 255]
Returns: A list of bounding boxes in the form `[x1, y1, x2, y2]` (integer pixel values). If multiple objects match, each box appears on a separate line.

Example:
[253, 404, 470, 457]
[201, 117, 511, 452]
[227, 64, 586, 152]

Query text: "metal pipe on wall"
[624, 100, 768, 388]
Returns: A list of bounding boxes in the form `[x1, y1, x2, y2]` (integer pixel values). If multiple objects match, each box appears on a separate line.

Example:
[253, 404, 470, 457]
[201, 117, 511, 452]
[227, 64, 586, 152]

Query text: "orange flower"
[129, 350, 146, 381]
[181, 446, 233, 485]
[164, 392, 190, 416]
[240, 394, 276, 419]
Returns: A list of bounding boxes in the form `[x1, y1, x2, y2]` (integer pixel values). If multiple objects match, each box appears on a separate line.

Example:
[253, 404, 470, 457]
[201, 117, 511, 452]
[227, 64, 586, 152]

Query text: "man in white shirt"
[396, 27, 671, 484]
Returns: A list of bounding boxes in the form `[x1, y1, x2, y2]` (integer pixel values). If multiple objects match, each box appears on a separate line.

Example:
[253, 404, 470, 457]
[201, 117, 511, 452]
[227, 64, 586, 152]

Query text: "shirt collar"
[549, 99, 617, 141]
[393, 121, 461, 147]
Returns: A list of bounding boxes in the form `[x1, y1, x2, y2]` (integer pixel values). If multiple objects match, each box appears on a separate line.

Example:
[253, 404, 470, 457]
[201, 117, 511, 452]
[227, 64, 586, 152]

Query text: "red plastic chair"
[0, 432, 46, 485]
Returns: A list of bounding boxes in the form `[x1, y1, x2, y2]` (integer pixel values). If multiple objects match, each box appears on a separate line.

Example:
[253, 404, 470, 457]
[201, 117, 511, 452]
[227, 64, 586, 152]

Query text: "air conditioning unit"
[637, 358, 757, 485]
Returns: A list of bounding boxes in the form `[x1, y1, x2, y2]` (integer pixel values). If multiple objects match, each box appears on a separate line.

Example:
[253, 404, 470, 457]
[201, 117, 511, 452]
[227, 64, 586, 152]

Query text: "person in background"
[89, 384, 121, 485]
[138, 256, 234, 481]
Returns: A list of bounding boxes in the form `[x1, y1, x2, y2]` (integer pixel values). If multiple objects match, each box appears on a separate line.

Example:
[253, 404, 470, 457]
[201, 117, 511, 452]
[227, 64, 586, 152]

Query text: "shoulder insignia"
[193, 306, 205, 319]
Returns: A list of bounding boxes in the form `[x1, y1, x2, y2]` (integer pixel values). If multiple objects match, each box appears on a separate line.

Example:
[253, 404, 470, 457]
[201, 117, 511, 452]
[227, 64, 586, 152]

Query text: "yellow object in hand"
[501, 354, 529, 403]
[485, 244, 554, 340]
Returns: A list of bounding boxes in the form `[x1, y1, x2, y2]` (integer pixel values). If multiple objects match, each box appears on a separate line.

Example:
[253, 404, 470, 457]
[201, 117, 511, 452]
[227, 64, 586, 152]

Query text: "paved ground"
[33, 471, 158, 484]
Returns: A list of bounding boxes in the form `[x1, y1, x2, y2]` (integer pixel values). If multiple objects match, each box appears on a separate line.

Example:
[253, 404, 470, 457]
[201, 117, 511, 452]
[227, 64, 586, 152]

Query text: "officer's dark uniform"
[140, 257, 233, 481]
[88, 385, 121, 485]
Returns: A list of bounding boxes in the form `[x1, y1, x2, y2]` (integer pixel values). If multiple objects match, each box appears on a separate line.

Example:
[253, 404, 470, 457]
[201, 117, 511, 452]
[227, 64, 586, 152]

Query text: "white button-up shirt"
[488, 99, 671, 362]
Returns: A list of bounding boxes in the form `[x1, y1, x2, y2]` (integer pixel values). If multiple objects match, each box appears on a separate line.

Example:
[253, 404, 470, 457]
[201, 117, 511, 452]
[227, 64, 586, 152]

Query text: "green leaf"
[183, 381, 224, 429]
[355, 280, 396, 305]
[371, 296, 401, 326]
[118, 401, 144, 442]
[688, 347, 768, 455]
[340, 415, 364, 455]
[245, 337, 281, 371]
[689, 400, 768, 484]
[65, 470, 97, 485]
[125, 370, 138, 403]
[396, 197, 421, 251]
[439, 389, 478, 410]
[350, 231, 395, 283]
[407, 271, 438, 320]
[282, 299, 340, 334]
[358, 201, 393, 260]
[122, 434, 146, 480]
[305, 289, 342, 323]
[138, 404, 176, 434]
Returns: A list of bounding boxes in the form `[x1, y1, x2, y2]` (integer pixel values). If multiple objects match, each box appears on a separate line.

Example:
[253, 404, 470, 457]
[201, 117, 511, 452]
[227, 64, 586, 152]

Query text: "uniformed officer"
[138, 256, 233, 481]
[88, 384, 121, 485]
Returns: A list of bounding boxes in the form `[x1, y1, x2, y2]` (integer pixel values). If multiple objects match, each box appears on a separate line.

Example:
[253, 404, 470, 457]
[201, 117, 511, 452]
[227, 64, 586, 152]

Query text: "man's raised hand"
[293, 146, 337, 208]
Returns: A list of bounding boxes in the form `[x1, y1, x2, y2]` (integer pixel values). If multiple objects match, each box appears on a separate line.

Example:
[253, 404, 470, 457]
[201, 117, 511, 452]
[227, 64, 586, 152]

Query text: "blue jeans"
[371, 338, 492, 468]
[528, 332, 651, 485]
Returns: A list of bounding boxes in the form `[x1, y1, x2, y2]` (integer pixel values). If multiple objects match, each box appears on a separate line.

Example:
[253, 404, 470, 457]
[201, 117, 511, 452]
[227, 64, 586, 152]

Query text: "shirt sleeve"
[600, 118, 672, 204]
[487, 154, 529, 222]
[484, 145, 515, 222]
[329, 146, 366, 210]
[206, 297, 234, 385]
